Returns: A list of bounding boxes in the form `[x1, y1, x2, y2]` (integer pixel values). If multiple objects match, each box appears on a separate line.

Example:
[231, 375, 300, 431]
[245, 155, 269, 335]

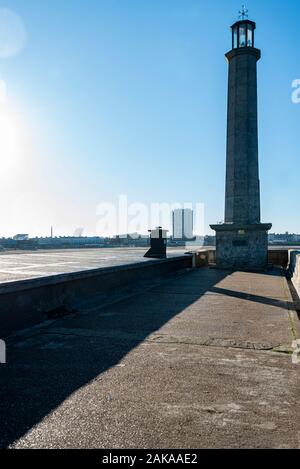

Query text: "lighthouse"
[211, 10, 272, 269]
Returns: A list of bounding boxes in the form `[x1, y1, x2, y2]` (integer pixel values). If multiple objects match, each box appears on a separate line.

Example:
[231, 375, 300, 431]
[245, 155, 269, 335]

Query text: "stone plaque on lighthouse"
[211, 11, 272, 269]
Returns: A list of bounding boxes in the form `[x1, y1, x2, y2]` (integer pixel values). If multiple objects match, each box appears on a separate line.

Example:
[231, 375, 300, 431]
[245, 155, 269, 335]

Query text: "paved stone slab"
[8, 344, 299, 449]
[0, 268, 299, 449]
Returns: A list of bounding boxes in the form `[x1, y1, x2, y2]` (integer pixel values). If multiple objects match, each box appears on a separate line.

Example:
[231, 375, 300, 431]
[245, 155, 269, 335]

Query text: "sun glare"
[0, 103, 25, 176]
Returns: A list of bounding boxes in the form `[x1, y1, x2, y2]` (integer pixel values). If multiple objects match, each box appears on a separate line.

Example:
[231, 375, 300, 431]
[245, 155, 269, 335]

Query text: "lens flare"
[0, 8, 27, 58]
[0, 103, 25, 175]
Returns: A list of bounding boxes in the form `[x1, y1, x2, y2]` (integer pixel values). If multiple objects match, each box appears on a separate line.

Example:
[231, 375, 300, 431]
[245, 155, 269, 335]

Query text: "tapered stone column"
[211, 18, 271, 269]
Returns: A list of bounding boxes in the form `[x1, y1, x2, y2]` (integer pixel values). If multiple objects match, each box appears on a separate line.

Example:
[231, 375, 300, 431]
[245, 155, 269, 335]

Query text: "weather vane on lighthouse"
[239, 5, 249, 20]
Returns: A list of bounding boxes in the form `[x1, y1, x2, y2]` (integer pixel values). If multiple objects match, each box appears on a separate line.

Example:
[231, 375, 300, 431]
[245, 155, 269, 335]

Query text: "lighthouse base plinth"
[210, 223, 272, 270]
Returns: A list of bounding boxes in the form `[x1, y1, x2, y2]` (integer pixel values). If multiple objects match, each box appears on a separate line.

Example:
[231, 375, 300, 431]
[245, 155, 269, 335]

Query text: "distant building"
[37, 236, 105, 249]
[204, 235, 216, 247]
[13, 234, 29, 241]
[112, 233, 150, 247]
[172, 209, 194, 241]
[268, 233, 300, 246]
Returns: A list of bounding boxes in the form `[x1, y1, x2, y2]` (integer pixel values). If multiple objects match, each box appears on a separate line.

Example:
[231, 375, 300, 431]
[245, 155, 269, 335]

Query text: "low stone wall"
[288, 250, 300, 298]
[199, 248, 289, 268]
[0, 256, 192, 338]
[268, 249, 289, 268]
[192, 250, 216, 266]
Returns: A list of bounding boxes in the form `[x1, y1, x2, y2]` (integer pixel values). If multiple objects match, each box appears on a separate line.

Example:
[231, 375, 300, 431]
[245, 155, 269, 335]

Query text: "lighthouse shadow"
[0, 267, 228, 448]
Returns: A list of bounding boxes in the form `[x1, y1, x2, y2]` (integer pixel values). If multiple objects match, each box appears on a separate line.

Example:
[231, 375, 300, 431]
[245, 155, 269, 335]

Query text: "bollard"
[192, 252, 209, 268]
[0, 339, 6, 364]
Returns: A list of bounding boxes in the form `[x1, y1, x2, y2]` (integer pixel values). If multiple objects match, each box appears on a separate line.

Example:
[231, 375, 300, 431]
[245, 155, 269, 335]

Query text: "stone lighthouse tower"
[211, 11, 272, 269]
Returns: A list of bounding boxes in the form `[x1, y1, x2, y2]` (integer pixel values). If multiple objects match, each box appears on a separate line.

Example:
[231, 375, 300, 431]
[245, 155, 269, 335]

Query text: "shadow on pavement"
[210, 286, 293, 310]
[0, 268, 227, 448]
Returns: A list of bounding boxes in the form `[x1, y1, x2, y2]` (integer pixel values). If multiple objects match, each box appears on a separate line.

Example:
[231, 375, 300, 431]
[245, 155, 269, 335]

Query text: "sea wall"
[288, 250, 300, 298]
[0, 255, 192, 337]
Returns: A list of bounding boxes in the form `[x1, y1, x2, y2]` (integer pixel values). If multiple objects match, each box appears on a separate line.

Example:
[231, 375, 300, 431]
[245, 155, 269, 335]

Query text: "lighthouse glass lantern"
[231, 20, 256, 49]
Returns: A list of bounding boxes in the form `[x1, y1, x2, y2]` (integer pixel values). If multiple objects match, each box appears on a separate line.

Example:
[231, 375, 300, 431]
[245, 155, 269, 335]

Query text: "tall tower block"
[211, 16, 272, 269]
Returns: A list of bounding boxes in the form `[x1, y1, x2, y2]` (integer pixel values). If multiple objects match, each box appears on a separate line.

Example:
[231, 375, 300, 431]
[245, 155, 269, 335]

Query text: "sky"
[0, 0, 299, 238]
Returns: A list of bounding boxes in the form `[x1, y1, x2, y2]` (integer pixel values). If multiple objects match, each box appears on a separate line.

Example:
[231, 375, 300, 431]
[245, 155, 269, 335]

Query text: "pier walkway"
[1, 267, 299, 449]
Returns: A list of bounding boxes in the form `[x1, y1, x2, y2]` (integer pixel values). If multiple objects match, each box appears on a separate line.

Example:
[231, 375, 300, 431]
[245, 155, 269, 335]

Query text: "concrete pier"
[1, 267, 299, 449]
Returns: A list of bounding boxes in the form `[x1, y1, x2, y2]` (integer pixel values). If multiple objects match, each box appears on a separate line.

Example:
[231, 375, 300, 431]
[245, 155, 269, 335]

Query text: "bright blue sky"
[0, 0, 299, 237]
